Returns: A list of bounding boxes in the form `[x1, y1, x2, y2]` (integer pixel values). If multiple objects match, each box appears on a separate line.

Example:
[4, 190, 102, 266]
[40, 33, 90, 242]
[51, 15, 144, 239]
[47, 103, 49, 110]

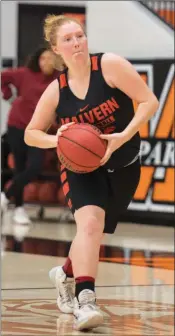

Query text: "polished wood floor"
[1, 206, 174, 335]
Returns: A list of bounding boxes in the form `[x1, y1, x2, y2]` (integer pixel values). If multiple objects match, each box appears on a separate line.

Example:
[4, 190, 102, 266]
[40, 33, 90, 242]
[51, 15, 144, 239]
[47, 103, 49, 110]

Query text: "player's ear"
[52, 45, 60, 55]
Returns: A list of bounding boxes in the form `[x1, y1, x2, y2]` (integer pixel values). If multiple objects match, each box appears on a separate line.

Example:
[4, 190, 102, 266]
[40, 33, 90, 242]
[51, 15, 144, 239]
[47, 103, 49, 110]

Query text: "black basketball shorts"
[60, 158, 141, 234]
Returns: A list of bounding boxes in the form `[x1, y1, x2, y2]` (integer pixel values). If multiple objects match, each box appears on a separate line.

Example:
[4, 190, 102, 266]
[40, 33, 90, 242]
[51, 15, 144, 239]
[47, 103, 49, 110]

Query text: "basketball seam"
[68, 124, 106, 148]
[61, 135, 102, 159]
[61, 128, 105, 159]
[58, 143, 99, 169]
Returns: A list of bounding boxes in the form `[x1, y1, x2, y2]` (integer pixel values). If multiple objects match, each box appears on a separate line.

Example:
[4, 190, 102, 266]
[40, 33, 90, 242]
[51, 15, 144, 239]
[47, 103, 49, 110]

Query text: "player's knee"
[83, 216, 104, 237]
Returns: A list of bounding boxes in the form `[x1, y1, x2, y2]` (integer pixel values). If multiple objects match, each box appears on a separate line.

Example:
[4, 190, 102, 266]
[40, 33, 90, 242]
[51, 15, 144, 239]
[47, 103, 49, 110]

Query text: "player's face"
[54, 22, 89, 65]
[39, 50, 55, 75]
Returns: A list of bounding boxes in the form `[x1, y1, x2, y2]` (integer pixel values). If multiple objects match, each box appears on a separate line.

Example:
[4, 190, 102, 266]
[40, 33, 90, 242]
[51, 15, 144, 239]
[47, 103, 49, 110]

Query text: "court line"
[2, 284, 174, 290]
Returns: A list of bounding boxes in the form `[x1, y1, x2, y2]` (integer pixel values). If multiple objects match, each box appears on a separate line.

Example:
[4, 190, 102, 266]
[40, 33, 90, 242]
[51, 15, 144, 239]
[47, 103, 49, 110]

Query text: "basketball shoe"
[73, 289, 103, 330]
[49, 266, 74, 314]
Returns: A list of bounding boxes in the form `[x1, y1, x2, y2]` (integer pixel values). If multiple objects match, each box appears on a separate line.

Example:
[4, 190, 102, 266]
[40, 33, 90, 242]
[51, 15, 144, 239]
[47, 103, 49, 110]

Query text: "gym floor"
[1, 206, 174, 335]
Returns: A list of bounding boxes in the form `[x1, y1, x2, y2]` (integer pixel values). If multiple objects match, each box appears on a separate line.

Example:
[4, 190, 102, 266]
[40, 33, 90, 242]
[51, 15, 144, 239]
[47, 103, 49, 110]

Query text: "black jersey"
[56, 53, 141, 168]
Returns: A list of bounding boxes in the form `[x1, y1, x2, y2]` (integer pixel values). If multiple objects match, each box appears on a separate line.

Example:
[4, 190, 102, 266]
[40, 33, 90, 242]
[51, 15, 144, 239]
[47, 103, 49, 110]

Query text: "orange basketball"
[38, 182, 58, 203]
[23, 182, 40, 202]
[57, 123, 107, 173]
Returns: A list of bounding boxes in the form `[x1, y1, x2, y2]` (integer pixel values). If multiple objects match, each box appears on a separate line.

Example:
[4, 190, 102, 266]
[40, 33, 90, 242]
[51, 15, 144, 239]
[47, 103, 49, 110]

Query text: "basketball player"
[24, 15, 159, 331]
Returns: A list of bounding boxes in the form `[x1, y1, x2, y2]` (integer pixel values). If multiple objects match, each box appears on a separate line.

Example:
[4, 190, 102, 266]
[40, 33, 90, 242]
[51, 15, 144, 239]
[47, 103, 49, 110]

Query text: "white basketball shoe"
[49, 266, 74, 314]
[73, 289, 103, 330]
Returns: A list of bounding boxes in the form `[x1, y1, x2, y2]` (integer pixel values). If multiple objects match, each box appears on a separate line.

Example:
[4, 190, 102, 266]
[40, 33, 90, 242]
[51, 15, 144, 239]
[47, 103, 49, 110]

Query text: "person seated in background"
[1, 46, 58, 225]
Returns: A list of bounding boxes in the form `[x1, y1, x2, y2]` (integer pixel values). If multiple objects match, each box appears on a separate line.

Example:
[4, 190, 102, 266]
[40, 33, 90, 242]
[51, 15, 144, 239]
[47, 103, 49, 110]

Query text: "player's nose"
[73, 36, 79, 47]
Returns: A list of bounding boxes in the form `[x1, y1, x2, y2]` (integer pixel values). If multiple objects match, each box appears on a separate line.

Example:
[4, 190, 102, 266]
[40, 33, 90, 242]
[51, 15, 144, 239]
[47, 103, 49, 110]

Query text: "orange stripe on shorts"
[63, 181, 70, 195]
[61, 171, 67, 183]
[68, 199, 72, 209]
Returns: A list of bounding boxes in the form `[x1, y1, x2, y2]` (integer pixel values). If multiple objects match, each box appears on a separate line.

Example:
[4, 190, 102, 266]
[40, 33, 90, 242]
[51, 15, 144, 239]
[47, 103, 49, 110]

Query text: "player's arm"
[24, 79, 59, 148]
[102, 53, 159, 141]
[25, 79, 74, 149]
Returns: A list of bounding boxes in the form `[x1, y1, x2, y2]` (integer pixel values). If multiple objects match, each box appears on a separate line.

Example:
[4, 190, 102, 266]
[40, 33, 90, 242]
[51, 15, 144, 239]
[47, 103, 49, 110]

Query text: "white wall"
[1, 98, 10, 135]
[1, 0, 174, 60]
[18, 0, 86, 5]
[87, 1, 174, 59]
[1, 1, 18, 59]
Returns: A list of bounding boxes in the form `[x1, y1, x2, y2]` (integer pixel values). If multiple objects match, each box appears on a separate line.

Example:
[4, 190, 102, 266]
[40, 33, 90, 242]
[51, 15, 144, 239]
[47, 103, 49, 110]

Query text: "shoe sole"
[74, 314, 103, 331]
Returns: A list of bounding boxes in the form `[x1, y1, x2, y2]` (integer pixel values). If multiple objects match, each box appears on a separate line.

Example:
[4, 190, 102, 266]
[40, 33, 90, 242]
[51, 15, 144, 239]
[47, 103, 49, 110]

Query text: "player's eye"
[64, 37, 71, 42]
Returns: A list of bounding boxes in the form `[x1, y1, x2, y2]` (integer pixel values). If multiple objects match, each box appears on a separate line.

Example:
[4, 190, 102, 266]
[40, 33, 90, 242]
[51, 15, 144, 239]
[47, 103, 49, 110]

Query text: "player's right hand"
[56, 122, 75, 138]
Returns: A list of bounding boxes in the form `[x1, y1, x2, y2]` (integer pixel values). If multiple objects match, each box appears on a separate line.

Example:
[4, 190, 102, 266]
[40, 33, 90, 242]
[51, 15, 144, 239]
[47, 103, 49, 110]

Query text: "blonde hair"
[44, 14, 85, 70]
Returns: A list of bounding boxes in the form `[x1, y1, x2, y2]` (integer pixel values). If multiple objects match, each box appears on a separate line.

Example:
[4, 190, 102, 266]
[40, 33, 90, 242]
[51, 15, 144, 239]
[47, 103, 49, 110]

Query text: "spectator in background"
[1, 46, 58, 225]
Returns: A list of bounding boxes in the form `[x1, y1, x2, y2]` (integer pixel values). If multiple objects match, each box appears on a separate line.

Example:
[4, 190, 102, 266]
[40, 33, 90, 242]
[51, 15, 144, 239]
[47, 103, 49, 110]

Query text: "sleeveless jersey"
[55, 53, 141, 168]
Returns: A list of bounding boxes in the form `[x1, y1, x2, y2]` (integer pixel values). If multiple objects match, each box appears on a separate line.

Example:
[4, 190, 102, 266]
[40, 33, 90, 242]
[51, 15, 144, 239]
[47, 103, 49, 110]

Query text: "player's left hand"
[99, 132, 128, 166]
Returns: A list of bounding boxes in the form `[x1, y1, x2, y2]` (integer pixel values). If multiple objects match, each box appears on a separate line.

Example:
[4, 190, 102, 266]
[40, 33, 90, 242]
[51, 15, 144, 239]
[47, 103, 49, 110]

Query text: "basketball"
[38, 182, 58, 203]
[23, 182, 40, 202]
[57, 123, 107, 173]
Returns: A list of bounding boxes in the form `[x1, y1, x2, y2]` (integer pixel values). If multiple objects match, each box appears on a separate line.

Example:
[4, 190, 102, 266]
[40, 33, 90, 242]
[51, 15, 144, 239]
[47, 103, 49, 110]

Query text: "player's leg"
[71, 204, 105, 330]
[1, 127, 27, 219]
[6, 132, 44, 224]
[49, 167, 108, 329]
[71, 205, 105, 278]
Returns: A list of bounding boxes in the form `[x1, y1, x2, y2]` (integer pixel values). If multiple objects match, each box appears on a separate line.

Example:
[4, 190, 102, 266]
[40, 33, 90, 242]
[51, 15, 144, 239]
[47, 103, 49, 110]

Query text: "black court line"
[2, 284, 174, 290]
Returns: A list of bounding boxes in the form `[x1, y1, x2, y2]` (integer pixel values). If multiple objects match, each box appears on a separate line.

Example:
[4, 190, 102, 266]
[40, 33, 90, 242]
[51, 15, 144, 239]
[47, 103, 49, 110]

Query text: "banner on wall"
[128, 59, 174, 219]
[64, 13, 85, 27]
